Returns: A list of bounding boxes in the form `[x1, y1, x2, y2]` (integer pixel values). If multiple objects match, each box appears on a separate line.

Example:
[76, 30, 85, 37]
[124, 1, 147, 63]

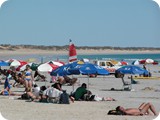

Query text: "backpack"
[21, 93, 30, 100]
[59, 90, 70, 104]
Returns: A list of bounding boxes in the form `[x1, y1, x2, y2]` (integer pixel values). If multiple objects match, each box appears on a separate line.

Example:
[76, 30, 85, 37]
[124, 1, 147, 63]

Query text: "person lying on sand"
[71, 83, 115, 101]
[115, 102, 157, 116]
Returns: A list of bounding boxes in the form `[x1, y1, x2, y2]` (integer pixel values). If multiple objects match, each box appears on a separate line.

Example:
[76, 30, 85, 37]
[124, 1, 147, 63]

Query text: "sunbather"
[116, 102, 157, 116]
[63, 76, 77, 85]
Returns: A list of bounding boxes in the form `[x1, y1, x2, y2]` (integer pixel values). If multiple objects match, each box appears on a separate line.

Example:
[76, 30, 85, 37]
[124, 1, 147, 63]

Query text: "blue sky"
[0, 0, 160, 47]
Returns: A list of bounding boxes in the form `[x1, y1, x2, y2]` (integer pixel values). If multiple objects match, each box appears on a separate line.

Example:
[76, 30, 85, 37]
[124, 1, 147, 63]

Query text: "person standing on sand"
[24, 65, 33, 92]
[143, 64, 147, 70]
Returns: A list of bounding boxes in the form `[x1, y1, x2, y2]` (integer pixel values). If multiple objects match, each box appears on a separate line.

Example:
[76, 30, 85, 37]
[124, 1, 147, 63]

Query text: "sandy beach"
[0, 49, 160, 120]
[0, 48, 160, 56]
[0, 60, 159, 120]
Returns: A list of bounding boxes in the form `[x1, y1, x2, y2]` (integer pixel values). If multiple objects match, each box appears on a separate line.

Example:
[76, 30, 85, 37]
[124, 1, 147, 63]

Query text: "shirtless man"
[116, 102, 157, 116]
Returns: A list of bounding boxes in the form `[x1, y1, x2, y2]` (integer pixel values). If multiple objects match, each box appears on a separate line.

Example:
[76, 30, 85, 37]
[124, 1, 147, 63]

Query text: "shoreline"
[0, 49, 160, 56]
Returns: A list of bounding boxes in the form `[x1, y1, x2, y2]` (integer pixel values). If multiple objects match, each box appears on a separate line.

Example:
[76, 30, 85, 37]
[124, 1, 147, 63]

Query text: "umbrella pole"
[88, 74, 89, 90]
[45, 73, 47, 87]
[72, 75, 74, 91]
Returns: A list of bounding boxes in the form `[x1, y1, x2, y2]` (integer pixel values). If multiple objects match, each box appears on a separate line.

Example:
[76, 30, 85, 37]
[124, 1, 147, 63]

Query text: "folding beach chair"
[121, 78, 132, 91]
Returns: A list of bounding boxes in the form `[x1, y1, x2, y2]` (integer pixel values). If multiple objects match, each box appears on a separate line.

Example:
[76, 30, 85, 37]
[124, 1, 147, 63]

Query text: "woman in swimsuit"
[116, 102, 157, 116]
[24, 65, 33, 92]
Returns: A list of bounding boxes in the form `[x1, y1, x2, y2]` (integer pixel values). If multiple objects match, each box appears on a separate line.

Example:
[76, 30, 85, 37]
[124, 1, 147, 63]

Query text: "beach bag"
[21, 93, 30, 100]
[3, 90, 9, 96]
[59, 90, 70, 104]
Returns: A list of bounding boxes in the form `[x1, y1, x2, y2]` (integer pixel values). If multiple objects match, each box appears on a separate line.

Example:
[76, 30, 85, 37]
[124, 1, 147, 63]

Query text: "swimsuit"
[25, 78, 31, 81]
[25, 71, 32, 81]
[25, 71, 31, 76]
[4, 78, 11, 89]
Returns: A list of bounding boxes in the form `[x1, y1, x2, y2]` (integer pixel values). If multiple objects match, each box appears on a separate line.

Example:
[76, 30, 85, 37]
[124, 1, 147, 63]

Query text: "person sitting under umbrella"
[63, 76, 78, 86]
[34, 70, 46, 81]
[52, 77, 64, 91]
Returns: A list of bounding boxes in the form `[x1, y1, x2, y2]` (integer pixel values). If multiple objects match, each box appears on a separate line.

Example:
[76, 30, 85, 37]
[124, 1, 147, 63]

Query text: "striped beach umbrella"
[7, 59, 27, 67]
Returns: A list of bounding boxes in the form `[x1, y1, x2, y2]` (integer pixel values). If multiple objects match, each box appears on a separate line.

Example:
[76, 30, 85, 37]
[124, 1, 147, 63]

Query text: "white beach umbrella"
[19, 63, 33, 71]
[132, 60, 140, 65]
[145, 58, 154, 64]
[38, 63, 53, 72]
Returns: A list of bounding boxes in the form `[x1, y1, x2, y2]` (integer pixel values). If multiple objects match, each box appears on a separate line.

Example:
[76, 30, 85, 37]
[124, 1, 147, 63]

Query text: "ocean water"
[1, 53, 160, 65]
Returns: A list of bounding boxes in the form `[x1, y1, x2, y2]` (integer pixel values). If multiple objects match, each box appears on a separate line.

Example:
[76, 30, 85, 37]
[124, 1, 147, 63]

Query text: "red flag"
[69, 39, 77, 62]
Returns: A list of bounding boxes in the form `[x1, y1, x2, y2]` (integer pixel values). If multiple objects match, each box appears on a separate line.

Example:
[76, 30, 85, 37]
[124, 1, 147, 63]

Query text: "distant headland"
[0, 44, 160, 55]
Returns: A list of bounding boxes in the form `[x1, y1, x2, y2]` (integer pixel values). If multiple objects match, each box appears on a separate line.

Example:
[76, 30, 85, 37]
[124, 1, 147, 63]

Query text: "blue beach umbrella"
[50, 64, 72, 76]
[51, 61, 110, 76]
[116, 65, 148, 75]
[68, 62, 109, 89]
[0, 60, 9, 66]
[50, 60, 87, 76]
[116, 65, 148, 90]
[69, 63, 109, 75]
[51, 61, 109, 89]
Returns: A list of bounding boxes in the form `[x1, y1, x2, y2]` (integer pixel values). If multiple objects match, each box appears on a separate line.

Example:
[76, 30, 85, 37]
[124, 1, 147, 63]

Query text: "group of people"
[0, 65, 34, 95]
[0, 65, 158, 116]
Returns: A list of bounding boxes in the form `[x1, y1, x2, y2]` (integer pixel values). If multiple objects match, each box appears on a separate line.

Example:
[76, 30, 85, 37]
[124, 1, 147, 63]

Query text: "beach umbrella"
[50, 60, 108, 76]
[68, 63, 109, 75]
[50, 61, 85, 76]
[38, 63, 53, 72]
[116, 65, 148, 90]
[38, 63, 57, 72]
[0, 60, 9, 66]
[7, 59, 27, 67]
[68, 63, 109, 89]
[68, 62, 110, 88]
[47, 61, 65, 66]
[16, 63, 39, 71]
[38, 63, 61, 86]
[116, 65, 148, 75]
[139, 58, 154, 64]
[50, 64, 72, 76]
[117, 61, 128, 66]
[132, 60, 140, 65]
[153, 60, 158, 65]
[145, 59, 154, 64]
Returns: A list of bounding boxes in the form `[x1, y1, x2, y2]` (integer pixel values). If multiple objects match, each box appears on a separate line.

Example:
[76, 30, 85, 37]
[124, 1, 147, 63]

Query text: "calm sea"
[1, 53, 160, 64]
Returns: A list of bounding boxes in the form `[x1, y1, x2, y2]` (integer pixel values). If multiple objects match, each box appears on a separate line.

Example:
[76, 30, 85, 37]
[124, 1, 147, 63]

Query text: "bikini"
[25, 71, 32, 81]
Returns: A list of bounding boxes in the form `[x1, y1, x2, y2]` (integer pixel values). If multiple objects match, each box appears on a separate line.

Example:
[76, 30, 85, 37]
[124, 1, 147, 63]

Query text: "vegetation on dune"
[0, 44, 160, 51]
